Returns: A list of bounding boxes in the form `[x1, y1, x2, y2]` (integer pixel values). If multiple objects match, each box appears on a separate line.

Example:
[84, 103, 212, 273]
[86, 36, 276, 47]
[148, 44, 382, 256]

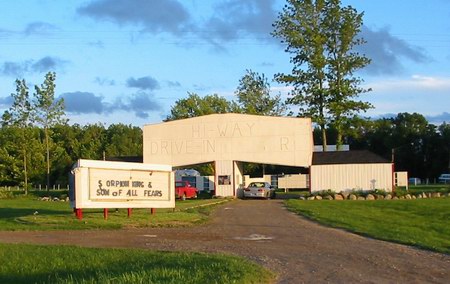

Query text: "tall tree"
[33, 72, 67, 190]
[324, 0, 372, 149]
[272, 0, 371, 150]
[235, 70, 286, 116]
[1, 79, 33, 194]
[273, 0, 330, 150]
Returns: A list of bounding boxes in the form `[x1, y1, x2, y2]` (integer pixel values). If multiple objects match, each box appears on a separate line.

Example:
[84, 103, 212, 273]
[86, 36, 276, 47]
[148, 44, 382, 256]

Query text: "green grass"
[401, 184, 450, 194]
[0, 194, 229, 231]
[286, 198, 450, 254]
[0, 243, 273, 284]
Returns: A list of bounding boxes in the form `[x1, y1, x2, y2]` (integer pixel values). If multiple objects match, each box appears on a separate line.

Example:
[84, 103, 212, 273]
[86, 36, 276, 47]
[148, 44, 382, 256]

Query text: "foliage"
[165, 92, 238, 121]
[286, 198, 450, 254]
[272, 0, 372, 150]
[33, 72, 67, 190]
[1, 80, 34, 194]
[0, 244, 273, 284]
[0, 123, 142, 187]
[235, 69, 286, 116]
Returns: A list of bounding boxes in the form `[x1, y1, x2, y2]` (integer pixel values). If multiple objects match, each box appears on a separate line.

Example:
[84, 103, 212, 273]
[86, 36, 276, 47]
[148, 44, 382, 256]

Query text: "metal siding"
[311, 164, 393, 192]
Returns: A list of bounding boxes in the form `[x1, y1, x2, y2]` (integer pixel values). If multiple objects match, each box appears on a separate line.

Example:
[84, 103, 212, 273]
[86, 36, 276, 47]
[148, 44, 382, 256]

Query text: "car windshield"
[249, 182, 267, 188]
[175, 182, 184, 187]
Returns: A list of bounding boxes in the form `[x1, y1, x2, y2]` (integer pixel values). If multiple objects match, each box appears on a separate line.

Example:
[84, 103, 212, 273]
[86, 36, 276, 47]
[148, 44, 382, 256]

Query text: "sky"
[0, 0, 449, 127]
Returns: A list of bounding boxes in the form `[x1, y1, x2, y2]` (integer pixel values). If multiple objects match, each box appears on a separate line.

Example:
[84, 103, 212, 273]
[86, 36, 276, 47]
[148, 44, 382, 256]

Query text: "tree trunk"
[321, 123, 327, 152]
[45, 126, 50, 192]
[23, 149, 28, 195]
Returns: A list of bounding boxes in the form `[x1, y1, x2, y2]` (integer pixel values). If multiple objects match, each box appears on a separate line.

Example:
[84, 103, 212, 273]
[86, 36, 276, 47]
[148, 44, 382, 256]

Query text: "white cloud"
[366, 75, 450, 92]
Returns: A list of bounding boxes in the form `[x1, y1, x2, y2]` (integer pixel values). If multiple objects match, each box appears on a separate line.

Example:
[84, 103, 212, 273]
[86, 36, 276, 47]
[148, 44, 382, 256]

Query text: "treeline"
[315, 113, 450, 180]
[0, 123, 142, 188]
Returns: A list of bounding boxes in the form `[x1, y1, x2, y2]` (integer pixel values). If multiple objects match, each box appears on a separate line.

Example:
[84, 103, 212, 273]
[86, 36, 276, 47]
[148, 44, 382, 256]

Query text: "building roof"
[312, 150, 390, 165]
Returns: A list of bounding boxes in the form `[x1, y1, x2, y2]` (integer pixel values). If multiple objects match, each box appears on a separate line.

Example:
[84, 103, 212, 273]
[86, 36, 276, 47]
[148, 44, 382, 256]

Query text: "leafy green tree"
[79, 123, 107, 159]
[105, 124, 142, 157]
[166, 92, 238, 121]
[273, 0, 371, 150]
[324, 0, 372, 149]
[1, 79, 34, 193]
[235, 70, 286, 116]
[33, 72, 67, 190]
[273, 0, 330, 150]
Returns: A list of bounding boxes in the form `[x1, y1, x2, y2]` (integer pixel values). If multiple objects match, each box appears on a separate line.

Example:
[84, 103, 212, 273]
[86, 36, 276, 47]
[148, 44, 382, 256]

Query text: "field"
[0, 243, 273, 284]
[286, 197, 450, 254]
[0, 191, 229, 231]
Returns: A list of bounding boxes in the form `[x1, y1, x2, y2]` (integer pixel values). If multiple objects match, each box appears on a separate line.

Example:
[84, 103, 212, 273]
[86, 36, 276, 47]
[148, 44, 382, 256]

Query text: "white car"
[243, 182, 276, 199]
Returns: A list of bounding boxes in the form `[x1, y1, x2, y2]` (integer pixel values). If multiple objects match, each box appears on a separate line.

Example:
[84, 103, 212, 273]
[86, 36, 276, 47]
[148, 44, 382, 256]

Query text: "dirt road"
[0, 200, 449, 283]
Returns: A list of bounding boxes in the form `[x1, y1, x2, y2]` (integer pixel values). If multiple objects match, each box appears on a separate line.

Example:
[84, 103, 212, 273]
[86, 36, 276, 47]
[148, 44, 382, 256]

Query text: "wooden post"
[75, 208, 83, 220]
[104, 208, 108, 220]
[127, 208, 132, 218]
[151, 208, 156, 215]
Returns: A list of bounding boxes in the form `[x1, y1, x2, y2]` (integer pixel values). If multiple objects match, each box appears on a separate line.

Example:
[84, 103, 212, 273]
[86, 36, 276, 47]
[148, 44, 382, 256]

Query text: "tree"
[1, 79, 33, 194]
[235, 70, 286, 116]
[166, 92, 238, 121]
[273, 0, 330, 150]
[33, 72, 67, 190]
[272, 0, 371, 150]
[105, 124, 142, 157]
[324, 0, 372, 149]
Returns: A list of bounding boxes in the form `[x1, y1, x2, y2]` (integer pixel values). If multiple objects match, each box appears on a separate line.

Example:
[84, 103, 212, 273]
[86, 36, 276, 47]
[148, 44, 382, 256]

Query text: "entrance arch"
[143, 113, 313, 197]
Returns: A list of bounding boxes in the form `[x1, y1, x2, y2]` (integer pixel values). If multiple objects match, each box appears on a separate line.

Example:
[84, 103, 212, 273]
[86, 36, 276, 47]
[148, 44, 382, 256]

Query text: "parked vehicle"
[243, 182, 276, 199]
[438, 174, 450, 184]
[175, 181, 198, 200]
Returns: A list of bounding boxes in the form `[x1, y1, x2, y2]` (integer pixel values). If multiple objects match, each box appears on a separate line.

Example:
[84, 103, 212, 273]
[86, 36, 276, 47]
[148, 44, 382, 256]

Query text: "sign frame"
[70, 159, 175, 209]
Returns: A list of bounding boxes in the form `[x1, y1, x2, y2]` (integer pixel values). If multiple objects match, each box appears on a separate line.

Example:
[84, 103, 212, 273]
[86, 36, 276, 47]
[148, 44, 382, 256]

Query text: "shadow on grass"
[0, 208, 71, 219]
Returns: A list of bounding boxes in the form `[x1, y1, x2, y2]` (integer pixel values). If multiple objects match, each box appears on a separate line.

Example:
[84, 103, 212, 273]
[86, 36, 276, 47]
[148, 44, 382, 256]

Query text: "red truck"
[175, 181, 198, 200]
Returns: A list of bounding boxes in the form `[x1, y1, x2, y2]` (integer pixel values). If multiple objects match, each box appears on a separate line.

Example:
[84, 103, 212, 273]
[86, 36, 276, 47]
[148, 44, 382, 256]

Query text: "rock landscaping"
[303, 189, 450, 201]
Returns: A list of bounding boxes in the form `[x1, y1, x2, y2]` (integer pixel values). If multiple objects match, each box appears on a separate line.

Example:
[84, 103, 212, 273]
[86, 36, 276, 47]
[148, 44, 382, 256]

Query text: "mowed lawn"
[0, 194, 229, 231]
[286, 198, 450, 254]
[0, 243, 273, 284]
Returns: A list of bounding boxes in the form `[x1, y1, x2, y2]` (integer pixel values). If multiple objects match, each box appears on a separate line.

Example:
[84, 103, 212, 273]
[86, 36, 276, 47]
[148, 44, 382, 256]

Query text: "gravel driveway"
[0, 199, 449, 283]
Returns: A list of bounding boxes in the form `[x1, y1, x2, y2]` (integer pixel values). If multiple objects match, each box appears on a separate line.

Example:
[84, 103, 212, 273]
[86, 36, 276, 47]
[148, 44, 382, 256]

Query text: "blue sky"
[0, 0, 449, 126]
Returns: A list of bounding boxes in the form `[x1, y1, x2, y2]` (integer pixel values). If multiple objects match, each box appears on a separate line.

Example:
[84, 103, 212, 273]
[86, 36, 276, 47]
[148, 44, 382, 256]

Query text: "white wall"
[215, 160, 234, 197]
[278, 174, 308, 189]
[311, 163, 393, 192]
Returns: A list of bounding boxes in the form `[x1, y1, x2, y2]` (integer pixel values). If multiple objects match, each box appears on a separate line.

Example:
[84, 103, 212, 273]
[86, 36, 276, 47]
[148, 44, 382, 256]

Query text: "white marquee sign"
[70, 159, 174, 209]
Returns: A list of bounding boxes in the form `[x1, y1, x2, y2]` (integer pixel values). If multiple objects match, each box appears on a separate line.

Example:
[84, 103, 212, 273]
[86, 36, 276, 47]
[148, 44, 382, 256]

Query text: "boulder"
[340, 192, 350, 199]
[357, 196, 365, 200]
[392, 196, 399, 200]
[399, 196, 405, 199]
[405, 194, 412, 199]
[348, 194, 357, 200]
[416, 194, 422, 199]
[52, 197, 60, 202]
[323, 195, 333, 200]
[366, 194, 375, 200]
[41, 196, 50, 201]
[65, 196, 70, 202]
[411, 195, 416, 199]
[299, 196, 306, 200]
[376, 195, 385, 200]
[385, 194, 392, 200]
[307, 196, 315, 200]
[315, 195, 323, 200]
[334, 194, 344, 200]
[431, 192, 441, 198]
[421, 193, 427, 199]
